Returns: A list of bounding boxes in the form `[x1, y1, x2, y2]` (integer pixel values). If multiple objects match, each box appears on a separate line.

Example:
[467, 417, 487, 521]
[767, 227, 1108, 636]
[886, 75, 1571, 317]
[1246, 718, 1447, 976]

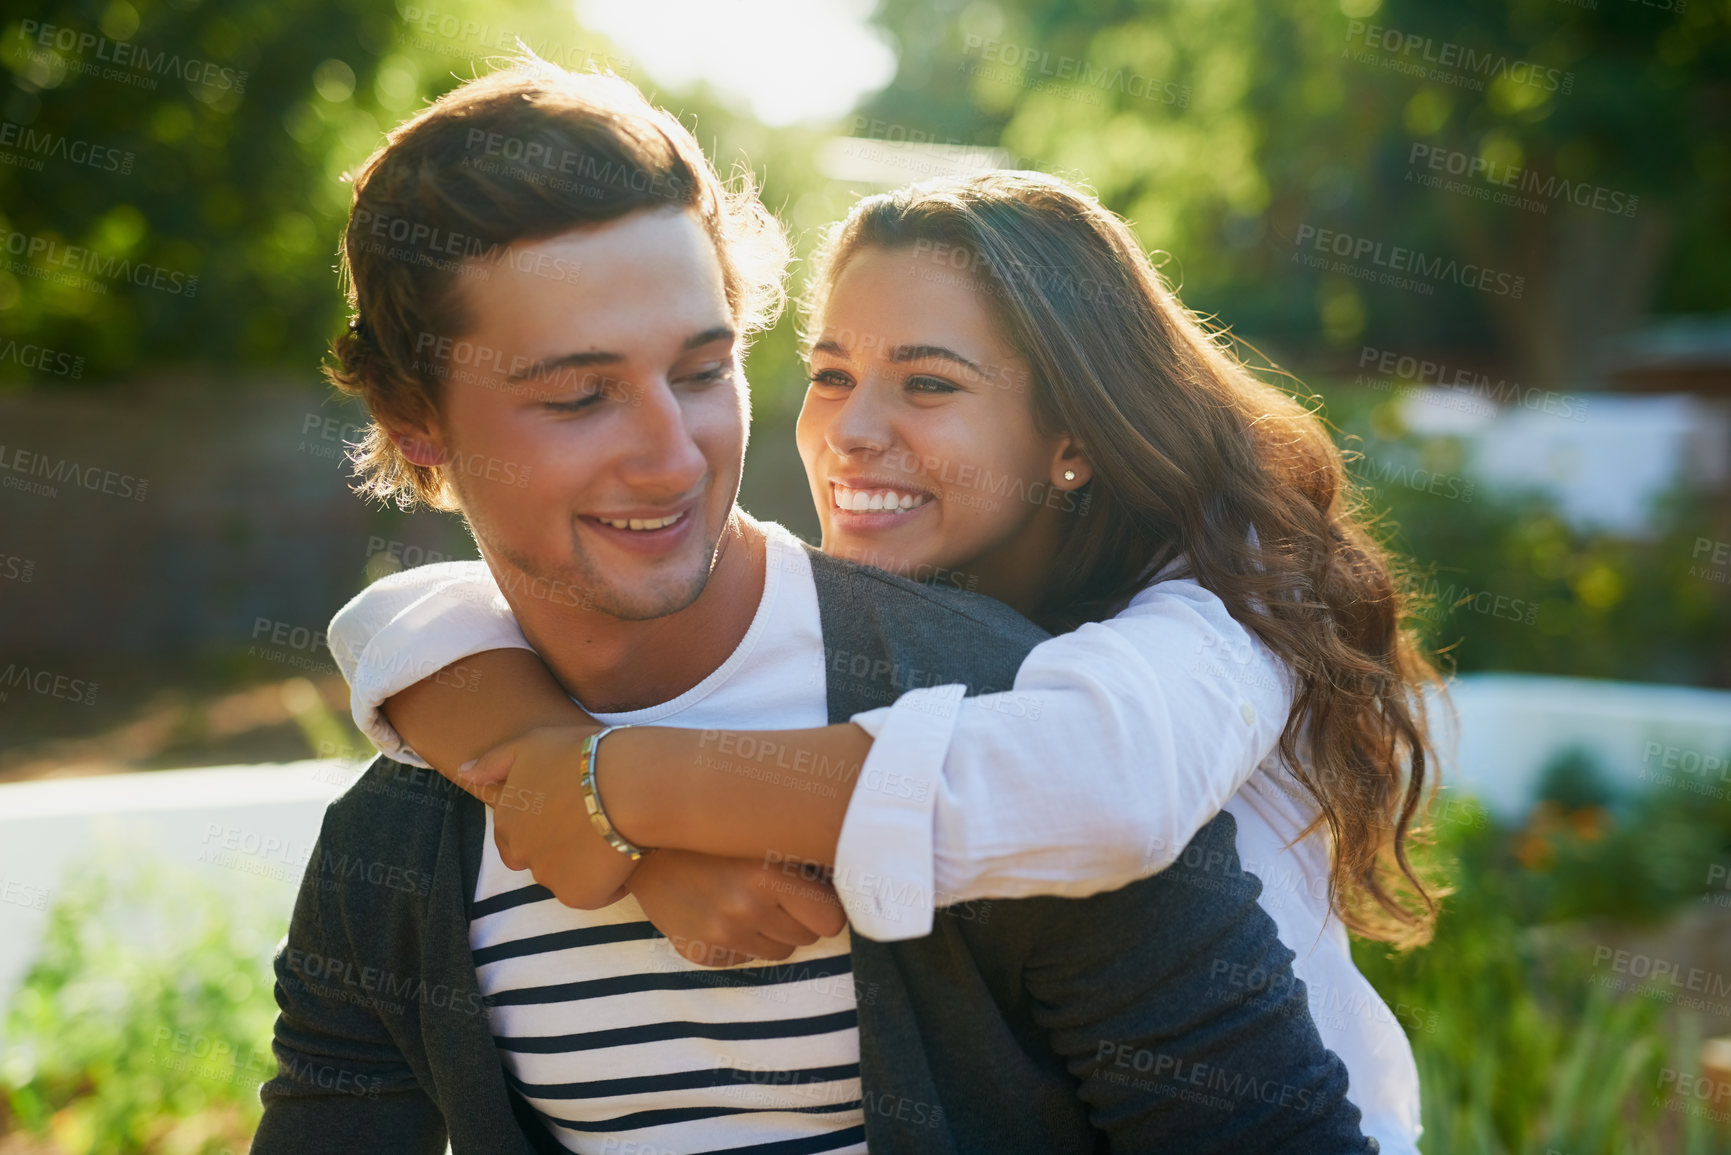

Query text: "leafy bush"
[0, 853, 280, 1154]
[1355, 786, 1731, 1154]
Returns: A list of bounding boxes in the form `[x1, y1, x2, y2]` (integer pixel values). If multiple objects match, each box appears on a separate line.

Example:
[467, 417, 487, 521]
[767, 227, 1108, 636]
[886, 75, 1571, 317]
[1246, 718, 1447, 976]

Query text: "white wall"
[1434, 674, 1731, 817]
[0, 760, 359, 1015]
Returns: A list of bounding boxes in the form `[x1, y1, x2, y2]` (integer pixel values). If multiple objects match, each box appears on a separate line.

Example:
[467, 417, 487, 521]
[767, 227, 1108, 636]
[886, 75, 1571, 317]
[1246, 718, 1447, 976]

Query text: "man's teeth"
[597, 511, 687, 531]
[833, 485, 932, 513]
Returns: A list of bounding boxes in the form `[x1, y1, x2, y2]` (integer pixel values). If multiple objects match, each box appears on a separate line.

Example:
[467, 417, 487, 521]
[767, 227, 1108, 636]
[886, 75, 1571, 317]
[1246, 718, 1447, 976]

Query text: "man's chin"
[582, 571, 710, 622]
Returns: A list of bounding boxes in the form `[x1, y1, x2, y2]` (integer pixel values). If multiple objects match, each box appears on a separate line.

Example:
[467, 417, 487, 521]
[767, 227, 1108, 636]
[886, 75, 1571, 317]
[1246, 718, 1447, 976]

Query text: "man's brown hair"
[327, 57, 789, 510]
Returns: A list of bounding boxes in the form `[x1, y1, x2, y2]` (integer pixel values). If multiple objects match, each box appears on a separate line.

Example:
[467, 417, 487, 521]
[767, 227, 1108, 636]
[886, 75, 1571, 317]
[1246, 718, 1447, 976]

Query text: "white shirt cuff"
[834, 683, 965, 941]
[343, 583, 533, 767]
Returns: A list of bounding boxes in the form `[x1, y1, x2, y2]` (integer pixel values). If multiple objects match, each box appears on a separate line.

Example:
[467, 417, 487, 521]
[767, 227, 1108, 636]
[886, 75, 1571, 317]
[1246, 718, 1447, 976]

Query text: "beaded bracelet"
[578, 725, 646, 861]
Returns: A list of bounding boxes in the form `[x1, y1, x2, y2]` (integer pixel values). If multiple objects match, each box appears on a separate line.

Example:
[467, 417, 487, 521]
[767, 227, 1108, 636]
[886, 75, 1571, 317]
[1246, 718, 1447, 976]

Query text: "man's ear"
[388, 422, 448, 468]
[1051, 436, 1092, 489]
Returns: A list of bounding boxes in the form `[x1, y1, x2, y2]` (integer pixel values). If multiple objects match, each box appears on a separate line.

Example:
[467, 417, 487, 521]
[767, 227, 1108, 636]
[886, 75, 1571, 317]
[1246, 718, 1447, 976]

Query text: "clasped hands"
[448, 725, 845, 968]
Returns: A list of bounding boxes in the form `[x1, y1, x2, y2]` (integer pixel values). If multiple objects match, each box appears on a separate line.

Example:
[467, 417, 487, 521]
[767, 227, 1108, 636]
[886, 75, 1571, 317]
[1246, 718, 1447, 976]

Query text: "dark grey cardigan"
[255, 546, 1373, 1153]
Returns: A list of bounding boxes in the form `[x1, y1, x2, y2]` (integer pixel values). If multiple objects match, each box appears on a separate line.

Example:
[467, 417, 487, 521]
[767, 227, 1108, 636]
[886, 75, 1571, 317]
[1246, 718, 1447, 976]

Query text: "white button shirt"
[326, 535, 1423, 1153]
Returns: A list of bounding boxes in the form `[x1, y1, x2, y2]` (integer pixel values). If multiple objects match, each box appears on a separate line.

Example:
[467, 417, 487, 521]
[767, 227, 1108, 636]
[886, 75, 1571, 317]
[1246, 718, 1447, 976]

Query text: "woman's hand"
[458, 724, 640, 909]
[629, 849, 847, 968]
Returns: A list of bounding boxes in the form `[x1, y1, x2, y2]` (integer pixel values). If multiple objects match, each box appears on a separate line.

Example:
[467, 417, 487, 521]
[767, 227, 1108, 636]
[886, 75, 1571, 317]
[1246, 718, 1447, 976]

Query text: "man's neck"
[496, 513, 769, 714]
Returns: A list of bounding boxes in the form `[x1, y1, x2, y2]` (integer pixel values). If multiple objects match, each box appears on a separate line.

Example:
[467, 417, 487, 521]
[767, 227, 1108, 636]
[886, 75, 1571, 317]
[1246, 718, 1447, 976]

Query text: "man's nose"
[617, 377, 709, 491]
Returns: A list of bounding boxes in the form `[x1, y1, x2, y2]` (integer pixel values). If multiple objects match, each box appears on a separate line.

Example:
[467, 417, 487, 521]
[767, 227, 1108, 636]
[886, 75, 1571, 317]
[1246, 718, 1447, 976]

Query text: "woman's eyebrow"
[889, 344, 985, 376]
[809, 339, 986, 378]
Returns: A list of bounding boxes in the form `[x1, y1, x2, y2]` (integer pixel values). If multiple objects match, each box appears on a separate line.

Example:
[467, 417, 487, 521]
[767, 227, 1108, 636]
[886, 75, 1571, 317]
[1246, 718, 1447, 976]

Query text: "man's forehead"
[454, 209, 732, 357]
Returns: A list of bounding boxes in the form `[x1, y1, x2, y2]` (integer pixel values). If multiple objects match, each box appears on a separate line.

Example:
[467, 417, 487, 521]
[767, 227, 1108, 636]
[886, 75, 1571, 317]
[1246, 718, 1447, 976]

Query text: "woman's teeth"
[597, 511, 687, 531]
[833, 485, 932, 513]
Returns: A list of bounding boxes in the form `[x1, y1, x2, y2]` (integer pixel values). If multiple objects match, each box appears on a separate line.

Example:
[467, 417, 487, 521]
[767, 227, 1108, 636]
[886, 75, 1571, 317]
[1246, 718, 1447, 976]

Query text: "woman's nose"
[826, 378, 895, 458]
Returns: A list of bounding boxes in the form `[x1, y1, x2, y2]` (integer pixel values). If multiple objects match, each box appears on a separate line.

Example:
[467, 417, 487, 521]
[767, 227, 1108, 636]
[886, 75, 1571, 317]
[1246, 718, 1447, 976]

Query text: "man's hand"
[630, 849, 846, 968]
[457, 725, 638, 908]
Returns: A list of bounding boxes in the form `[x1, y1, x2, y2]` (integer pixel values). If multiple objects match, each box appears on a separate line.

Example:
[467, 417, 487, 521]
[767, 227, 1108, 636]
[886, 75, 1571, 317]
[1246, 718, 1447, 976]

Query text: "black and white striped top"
[469, 530, 868, 1154]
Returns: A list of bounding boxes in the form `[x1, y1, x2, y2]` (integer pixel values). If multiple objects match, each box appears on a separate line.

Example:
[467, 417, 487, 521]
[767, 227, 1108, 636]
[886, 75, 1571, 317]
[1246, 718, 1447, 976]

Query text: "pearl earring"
[1062, 469, 1077, 482]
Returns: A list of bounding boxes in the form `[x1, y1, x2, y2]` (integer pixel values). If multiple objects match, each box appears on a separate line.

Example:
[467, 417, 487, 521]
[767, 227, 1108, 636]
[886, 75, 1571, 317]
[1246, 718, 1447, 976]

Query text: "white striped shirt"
[469, 526, 868, 1154]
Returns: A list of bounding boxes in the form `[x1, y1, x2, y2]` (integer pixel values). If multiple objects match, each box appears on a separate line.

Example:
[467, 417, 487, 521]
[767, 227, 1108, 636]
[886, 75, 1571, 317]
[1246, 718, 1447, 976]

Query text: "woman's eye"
[906, 375, 958, 394]
[808, 369, 852, 389]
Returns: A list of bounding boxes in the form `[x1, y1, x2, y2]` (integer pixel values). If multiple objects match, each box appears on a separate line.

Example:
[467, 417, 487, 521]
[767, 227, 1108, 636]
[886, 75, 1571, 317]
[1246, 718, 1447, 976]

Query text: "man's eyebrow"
[505, 326, 736, 383]
[506, 349, 620, 383]
[889, 344, 985, 376]
[682, 325, 736, 353]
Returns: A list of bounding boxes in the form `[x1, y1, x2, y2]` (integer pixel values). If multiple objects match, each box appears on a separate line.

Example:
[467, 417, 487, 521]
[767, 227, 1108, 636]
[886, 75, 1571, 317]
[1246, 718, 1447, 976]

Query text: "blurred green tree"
[861, 0, 1731, 386]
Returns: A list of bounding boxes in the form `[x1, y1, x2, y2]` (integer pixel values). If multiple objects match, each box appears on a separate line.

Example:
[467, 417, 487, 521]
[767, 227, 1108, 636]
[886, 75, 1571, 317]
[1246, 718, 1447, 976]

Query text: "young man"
[253, 60, 1374, 1153]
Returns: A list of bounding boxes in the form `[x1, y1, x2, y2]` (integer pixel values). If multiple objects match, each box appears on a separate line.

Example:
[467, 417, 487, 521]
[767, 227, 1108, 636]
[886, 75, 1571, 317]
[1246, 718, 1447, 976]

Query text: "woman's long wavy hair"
[806, 171, 1444, 946]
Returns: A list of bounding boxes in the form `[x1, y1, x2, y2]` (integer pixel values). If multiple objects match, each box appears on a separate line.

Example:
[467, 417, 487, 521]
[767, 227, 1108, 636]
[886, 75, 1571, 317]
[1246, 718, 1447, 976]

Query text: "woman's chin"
[823, 530, 953, 582]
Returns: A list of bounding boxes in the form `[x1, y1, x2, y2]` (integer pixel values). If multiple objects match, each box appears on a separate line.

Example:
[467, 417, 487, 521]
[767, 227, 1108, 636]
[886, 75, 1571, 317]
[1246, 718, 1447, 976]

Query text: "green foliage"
[863, 0, 1731, 383]
[1355, 788, 1731, 1153]
[0, 854, 281, 1154]
[0, 0, 655, 381]
[1313, 381, 1731, 685]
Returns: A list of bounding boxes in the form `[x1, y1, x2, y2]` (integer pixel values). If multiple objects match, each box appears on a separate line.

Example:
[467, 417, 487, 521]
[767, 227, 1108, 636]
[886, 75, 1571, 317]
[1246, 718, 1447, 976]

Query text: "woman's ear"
[1051, 436, 1092, 489]
[388, 423, 448, 468]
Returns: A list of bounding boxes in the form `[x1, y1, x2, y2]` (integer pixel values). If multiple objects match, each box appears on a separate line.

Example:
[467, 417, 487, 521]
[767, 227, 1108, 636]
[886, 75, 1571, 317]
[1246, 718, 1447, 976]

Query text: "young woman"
[329, 171, 1440, 1152]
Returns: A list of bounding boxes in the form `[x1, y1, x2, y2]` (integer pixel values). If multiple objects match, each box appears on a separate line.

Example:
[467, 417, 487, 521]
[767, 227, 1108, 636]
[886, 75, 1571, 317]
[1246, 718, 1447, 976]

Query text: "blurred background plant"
[0, 854, 278, 1154]
[1353, 799, 1702, 1154]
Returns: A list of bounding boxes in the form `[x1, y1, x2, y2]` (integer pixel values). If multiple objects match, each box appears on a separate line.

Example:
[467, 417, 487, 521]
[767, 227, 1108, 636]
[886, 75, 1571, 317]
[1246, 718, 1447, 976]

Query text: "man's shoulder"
[800, 544, 1050, 715]
[317, 755, 470, 863]
[802, 543, 1050, 646]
